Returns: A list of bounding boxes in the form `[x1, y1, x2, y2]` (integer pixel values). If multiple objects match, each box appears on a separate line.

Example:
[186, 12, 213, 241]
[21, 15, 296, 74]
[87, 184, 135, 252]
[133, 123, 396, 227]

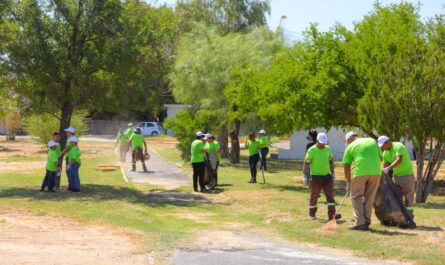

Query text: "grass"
[0, 138, 444, 265]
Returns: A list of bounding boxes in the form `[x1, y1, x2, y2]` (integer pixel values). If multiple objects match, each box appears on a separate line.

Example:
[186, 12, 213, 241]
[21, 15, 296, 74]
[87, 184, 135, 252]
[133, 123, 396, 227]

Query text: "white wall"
[278, 128, 415, 161]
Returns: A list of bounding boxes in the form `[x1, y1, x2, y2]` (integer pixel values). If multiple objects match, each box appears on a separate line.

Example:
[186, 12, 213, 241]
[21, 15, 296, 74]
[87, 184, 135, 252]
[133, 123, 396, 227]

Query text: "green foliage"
[226, 24, 361, 133]
[175, 0, 270, 34]
[170, 24, 284, 117]
[163, 109, 218, 161]
[0, 0, 178, 142]
[24, 112, 87, 145]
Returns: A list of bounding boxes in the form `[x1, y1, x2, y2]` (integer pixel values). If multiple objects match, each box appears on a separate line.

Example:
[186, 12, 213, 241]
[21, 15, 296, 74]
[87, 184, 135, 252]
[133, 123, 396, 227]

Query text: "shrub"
[164, 109, 218, 161]
[24, 112, 88, 145]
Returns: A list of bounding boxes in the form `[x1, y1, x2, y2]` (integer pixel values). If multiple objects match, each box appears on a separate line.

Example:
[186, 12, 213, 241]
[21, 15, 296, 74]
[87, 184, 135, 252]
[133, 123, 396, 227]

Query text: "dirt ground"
[0, 209, 151, 265]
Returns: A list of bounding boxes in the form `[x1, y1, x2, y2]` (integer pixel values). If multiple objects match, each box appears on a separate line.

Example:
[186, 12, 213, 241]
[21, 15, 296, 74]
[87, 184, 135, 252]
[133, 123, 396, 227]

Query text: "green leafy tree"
[170, 24, 283, 162]
[164, 109, 218, 161]
[175, 0, 270, 34]
[0, 0, 177, 148]
[353, 3, 445, 203]
[226, 24, 361, 134]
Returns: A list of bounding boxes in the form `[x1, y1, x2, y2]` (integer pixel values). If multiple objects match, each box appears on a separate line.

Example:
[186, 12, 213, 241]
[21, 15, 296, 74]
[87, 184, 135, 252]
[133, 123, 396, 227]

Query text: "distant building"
[164, 104, 191, 136]
[278, 128, 415, 161]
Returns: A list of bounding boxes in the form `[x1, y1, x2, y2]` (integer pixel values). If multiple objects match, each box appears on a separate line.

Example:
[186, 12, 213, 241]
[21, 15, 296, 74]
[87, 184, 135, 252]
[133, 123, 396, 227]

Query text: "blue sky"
[153, 0, 444, 40]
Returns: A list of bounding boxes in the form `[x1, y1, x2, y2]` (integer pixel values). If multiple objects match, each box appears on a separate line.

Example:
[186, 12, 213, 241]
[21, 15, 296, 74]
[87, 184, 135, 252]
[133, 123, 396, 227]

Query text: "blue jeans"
[249, 154, 260, 181]
[68, 163, 81, 191]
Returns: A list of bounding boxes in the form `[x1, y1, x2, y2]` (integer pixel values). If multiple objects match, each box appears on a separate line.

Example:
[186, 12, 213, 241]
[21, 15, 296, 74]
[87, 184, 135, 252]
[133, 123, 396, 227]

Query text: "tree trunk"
[217, 123, 229, 158]
[59, 103, 74, 150]
[416, 141, 444, 203]
[229, 119, 241, 164]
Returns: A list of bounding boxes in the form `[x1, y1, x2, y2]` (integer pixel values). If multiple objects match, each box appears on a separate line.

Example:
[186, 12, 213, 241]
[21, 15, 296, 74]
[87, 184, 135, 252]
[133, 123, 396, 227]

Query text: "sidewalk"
[120, 149, 189, 189]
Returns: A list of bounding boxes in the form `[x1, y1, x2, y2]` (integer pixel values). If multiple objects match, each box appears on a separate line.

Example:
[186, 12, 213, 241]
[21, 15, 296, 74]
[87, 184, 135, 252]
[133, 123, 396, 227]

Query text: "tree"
[175, 0, 270, 34]
[170, 24, 283, 162]
[0, 0, 177, 148]
[353, 3, 445, 203]
[226, 24, 361, 134]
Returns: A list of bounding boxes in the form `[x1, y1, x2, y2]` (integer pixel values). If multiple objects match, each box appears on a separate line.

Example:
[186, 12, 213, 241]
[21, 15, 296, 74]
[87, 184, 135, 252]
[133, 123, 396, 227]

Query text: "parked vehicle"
[134, 122, 164, 136]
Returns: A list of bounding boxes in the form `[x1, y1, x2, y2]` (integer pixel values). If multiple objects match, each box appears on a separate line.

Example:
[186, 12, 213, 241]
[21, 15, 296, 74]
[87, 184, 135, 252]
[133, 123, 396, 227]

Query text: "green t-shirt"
[69, 145, 81, 164]
[55, 143, 61, 156]
[118, 133, 128, 146]
[65, 136, 74, 158]
[259, 136, 269, 148]
[191, 139, 205, 163]
[342, 138, 382, 178]
[130, 134, 145, 149]
[383, 142, 414, 177]
[46, 148, 59, 172]
[247, 139, 260, 157]
[125, 128, 134, 138]
[205, 140, 221, 161]
[305, 145, 334, 176]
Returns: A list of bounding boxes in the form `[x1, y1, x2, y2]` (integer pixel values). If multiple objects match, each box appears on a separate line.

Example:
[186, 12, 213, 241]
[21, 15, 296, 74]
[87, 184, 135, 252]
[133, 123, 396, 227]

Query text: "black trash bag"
[374, 174, 417, 229]
[204, 153, 217, 190]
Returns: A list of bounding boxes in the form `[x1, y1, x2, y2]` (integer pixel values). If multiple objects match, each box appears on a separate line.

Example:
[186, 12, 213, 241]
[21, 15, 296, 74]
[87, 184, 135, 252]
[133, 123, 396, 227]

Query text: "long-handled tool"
[321, 191, 349, 230]
[261, 163, 266, 184]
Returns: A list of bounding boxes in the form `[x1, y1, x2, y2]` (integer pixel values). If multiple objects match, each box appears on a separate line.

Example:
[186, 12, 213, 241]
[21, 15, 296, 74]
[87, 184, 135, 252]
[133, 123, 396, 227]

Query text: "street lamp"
[279, 15, 287, 28]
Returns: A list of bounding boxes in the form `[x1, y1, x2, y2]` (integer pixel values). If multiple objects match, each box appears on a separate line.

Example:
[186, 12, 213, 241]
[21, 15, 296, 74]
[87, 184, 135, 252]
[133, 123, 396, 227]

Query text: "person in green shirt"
[191, 131, 207, 192]
[258, 129, 270, 171]
[128, 127, 148, 172]
[342, 131, 382, 231]
[303, 133, 340, 221]
[61, 126, 76, 188]
[125, 123, 134, 139]
[52, 132, 62, 189]
[378, 136, 415, 218]
[40, 140, 59, 192]
[246, 132, 260, 183]
[115, 129, 128, 162]
[67, 136, 81, 192]
[204, 133, 220, 187]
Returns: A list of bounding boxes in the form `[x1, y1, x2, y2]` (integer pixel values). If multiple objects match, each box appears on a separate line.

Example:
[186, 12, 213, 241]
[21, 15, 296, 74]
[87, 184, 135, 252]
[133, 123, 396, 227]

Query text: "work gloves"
[346, 180, 351, 195]
[383, 166, 391, 175]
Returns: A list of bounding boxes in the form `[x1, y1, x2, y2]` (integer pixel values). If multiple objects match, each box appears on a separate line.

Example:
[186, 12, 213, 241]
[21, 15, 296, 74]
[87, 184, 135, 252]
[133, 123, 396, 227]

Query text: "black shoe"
[349, 224, 369, 231]
[329, 214, 342, 220]
[201, 188, 209, 193]
[193, 188, 199, 192]
[248, 179, 257, 183]
[309, 216, 317, 221]
[40, 189, 44, 192]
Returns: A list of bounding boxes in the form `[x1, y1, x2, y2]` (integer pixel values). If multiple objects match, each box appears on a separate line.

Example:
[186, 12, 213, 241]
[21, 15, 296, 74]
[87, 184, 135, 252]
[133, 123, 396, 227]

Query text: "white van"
[135, 122, 164, 136]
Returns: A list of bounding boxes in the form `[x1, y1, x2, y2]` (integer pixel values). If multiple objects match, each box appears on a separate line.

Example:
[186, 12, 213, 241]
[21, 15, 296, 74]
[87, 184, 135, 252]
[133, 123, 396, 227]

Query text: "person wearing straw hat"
[303, 132, 340, 221]
[258, 129, 270, 171]
[342, 131, 382, 230]
[378, 136, 415, 219]
[191, 131, 208, 192]
[67, 136, 81, 192]
[40, 140, 60, 192]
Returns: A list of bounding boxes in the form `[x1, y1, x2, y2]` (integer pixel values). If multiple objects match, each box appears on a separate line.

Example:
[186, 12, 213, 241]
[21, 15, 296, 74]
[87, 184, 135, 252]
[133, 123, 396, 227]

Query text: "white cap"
[128, 123, 133, 127]
[378, 136, 390, 147]
[70, 136, 78, 143]
[259, 129, 266, 134]
[345, 131, 357, 141]
[195, 131, 204, 137]
[204, 133, 212, 140]
[317, 132, 328, 144]
[64, 127, 75, 133]
[48, 140, 58, 148]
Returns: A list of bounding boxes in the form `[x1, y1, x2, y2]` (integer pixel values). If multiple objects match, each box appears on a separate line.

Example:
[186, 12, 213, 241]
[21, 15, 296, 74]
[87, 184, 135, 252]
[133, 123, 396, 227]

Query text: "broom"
[321, 191, 349, 230]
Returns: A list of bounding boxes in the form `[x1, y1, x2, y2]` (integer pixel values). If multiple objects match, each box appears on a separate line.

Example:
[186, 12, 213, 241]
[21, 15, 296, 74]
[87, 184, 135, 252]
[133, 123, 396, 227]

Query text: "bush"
[24, 112, 88, 145]
[164, 109, 218, 161]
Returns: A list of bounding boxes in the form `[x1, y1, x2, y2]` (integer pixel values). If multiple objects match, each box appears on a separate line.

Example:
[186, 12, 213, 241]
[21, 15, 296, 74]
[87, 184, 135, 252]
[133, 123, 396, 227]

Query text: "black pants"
[260, 147, 269, 171]
[249, 154, 260, 181]
[192, 162, 205, 190]
[41, 170, 56, 191]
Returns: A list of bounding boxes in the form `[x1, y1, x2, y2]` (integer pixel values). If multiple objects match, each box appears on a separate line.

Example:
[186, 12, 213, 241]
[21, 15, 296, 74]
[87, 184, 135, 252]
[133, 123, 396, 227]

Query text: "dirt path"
[0, 209, 151, 265]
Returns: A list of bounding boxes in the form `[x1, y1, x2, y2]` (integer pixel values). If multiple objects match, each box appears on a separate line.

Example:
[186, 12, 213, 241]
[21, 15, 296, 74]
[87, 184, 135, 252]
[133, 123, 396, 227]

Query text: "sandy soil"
[0, 209, 151, 265]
